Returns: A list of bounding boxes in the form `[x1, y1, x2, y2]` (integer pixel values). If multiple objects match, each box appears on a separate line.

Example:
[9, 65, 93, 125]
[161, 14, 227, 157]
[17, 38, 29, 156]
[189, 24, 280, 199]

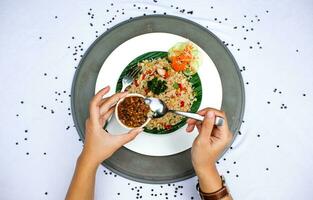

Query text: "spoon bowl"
[144, 97, 168, 118]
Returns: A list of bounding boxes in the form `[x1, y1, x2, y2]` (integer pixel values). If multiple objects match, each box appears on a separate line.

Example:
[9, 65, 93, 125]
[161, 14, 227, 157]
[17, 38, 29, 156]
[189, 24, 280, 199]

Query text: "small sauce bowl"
[115, 93, 151, 129]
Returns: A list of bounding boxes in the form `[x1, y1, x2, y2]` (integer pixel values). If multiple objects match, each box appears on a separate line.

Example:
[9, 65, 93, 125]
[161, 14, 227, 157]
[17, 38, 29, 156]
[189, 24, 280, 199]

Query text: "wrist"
[195, 164, 222, 193]
[194, 161, 216, 176]
[78, 152, 100, 171]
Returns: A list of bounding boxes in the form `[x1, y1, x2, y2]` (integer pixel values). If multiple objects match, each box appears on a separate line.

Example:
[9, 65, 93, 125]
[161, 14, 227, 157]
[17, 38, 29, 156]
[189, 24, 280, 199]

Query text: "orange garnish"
[170, 44, 194, 72]
[171, 57, 187, 71]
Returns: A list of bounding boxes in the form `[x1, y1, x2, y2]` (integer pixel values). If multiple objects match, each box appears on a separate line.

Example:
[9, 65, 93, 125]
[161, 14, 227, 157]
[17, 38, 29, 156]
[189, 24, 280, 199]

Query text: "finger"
[203, 109, 229, 132]
[114, 127, 143, 147]
[92, 86, 110, 106]
[199, 111, 215, 138]
[186, 124, 196, 133]
[210, 110, 228, 131]
[186, 108, 211, 125]
[89, 86, 110, 121]
[186, 108, 206, 131]
[204, 108, 226, 117]
[187, 108, 227, 127]
[99, 97, 109, 106]
[99, 106, 115, 126]
[186, 120, 202, 133]
[99, 92, 128, 114]
[195, 121, 202, 132]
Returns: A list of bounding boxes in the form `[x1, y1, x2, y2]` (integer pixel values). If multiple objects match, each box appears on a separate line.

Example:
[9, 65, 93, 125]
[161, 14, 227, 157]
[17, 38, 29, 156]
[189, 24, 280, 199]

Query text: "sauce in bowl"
[117, 95, 150, 128]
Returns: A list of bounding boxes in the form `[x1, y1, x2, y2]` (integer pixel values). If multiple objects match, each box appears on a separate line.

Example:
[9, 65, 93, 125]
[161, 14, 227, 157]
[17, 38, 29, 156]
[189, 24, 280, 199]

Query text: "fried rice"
[127, 57, 196, 130]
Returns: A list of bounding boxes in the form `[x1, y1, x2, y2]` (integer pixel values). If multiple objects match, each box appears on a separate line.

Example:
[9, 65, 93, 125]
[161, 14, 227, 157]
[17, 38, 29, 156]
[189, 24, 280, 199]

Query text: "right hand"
[186, 108, 233, 174]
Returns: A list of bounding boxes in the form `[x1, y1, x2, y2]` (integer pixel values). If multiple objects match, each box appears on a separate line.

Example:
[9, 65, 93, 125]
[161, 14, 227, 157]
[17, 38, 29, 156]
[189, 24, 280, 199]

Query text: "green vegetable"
[183, 68, 193, 76]
[173, 82, 179, 89]
[147, 77, 168, 95]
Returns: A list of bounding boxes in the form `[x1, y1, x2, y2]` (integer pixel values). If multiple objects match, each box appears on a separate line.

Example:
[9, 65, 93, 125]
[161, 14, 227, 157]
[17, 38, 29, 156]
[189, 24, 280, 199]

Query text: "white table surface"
[1, 0, 313, 199]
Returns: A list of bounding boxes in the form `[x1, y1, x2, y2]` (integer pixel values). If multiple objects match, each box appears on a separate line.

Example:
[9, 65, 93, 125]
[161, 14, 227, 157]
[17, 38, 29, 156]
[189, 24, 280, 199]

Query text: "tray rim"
[71, 14, 245, 184]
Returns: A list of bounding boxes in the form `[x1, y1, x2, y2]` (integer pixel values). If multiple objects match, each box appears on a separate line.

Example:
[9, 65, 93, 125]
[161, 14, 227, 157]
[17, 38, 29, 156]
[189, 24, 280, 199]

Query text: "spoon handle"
[170, 110, 224, 126]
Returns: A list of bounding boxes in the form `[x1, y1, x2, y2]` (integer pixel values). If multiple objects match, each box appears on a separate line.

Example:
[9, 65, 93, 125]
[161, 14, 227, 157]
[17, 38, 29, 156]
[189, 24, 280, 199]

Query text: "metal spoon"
[144, 97, 224, 126]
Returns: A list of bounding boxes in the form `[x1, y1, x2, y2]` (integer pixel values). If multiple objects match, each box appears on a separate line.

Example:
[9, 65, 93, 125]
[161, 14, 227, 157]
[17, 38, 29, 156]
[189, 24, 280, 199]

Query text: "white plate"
[95, 33, 222, 156]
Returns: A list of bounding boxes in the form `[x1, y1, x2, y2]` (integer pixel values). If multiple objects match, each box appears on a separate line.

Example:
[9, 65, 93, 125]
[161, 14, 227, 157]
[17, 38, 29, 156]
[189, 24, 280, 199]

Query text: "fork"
[121, 67, 141, 92]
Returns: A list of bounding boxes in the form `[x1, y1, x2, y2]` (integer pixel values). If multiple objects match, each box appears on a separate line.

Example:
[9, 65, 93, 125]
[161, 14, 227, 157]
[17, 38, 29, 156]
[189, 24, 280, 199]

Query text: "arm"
[65, 86, 142, 200]
[65, 154, 98, 200]
[186, 108, 233, 200]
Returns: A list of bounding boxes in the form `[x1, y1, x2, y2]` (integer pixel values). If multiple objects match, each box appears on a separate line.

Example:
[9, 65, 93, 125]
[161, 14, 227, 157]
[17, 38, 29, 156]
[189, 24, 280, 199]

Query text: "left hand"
[80, 86, 143, 166]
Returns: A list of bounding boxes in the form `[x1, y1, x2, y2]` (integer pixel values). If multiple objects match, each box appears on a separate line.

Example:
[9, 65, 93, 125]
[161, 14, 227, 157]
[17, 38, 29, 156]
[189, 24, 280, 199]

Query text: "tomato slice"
[164, 71, 169, 79]
[180, 101, 185, 107]
[178, 83, 184, 90]
[165, 125, 172, 130]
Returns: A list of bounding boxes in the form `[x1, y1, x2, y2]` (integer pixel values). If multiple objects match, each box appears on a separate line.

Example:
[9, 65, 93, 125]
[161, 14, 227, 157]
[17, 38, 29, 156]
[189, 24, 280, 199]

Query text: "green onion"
[173, 82, 179, 89]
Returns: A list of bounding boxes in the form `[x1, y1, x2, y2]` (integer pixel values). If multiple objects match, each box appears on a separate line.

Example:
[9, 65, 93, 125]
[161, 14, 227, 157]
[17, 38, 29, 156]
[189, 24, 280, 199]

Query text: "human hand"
[186, 108, 233, 174]
[80, 86, 143, 166]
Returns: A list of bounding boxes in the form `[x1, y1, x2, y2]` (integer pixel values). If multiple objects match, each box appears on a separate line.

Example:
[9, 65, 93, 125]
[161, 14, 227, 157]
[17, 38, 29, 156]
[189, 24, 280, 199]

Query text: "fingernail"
[207, 111, 214, 119]
[104, 85, 110, 89]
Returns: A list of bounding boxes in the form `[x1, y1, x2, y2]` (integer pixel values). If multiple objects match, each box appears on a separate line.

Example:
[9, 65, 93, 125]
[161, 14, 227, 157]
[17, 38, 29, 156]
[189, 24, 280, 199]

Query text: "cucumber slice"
[183, 68, 194, 76]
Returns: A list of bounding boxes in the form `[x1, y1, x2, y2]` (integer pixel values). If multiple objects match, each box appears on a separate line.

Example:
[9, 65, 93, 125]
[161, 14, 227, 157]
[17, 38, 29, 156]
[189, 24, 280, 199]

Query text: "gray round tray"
[71, 15, 245, 184]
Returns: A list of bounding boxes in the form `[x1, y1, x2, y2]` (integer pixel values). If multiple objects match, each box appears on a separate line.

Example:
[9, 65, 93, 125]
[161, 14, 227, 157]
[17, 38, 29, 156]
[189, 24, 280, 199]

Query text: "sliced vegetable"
[146, 69, 153, 75]
[171, 57, 188, 71]
[178, 83, 184, 90]
[168, 41, 202, 75]
[147, 77, 167, 95]
[141, 73, 146, 80]
[180, 101, 185, 107]
[183, 68, 193, 76]
[164, 71, 169, 79]
[173, 82, 179, 89]
[189, 59, 200, 73]
[165, 125, 172, 130]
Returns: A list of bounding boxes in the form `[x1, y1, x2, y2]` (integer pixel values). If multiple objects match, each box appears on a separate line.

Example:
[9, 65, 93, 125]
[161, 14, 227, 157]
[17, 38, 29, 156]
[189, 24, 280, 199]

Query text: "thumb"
[200, 111, 215, 138]
[115, 127, 143, 146]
